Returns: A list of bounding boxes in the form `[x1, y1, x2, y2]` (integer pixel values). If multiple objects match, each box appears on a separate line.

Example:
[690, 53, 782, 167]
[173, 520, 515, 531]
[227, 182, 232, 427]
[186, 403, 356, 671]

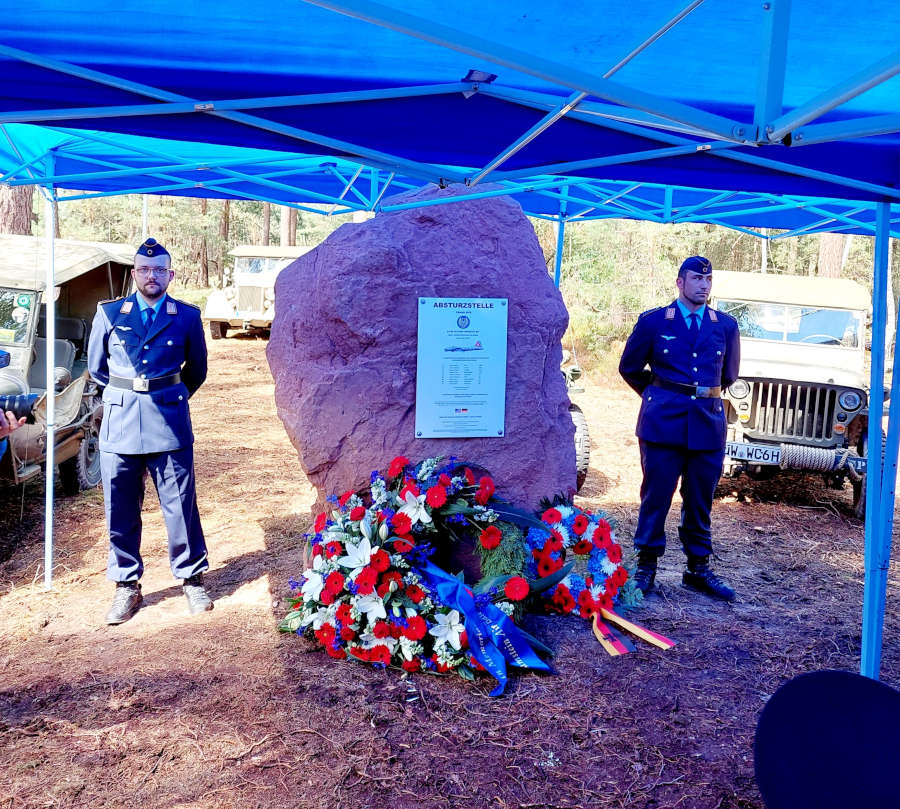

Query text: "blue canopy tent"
[0, 0, 898, 679]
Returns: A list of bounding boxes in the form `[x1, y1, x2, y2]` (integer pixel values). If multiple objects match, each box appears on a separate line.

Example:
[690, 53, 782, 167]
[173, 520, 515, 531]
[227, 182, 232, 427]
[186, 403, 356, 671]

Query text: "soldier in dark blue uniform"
[88, 238, 212, 624]
[619, 256, 741, 601]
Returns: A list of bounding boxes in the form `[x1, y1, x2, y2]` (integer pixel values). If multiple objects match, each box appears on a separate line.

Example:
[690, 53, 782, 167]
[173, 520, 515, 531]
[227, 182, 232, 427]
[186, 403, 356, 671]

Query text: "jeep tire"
[570, 403, 590, 493]
[209, 321, 228, 340]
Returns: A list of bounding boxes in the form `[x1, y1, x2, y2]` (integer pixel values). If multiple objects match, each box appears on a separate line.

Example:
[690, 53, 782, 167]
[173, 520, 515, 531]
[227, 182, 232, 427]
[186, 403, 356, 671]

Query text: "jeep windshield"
[234, 257, 295, 274]
[0, 288, 36, 345]
[717, 299, 863, 348]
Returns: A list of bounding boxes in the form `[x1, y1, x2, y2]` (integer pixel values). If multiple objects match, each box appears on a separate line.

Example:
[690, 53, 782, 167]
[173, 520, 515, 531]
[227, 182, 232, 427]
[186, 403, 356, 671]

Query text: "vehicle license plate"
[726, 441, 781, 465]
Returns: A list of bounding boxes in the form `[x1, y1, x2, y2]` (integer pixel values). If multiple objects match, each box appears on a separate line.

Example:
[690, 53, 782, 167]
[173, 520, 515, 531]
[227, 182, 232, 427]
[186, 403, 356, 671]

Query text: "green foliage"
[477, 522, 526, 582]
[615, 577, 644, 610]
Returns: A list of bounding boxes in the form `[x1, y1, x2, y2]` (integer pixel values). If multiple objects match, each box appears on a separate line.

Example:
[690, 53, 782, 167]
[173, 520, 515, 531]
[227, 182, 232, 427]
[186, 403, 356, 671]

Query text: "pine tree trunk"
[262, 203, 271, 246]
[288, 208, 297, 246]
[280, 205, 291, 246]
[199, 198, 209, 287]
[218, 200, 230, 285]
[0, 186, 33, 234]
[817, 233, 844, 278]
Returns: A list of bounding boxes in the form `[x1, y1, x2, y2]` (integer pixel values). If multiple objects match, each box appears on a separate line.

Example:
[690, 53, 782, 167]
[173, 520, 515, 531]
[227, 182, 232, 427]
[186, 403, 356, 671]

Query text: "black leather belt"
[651, 375, 721, 398]
[108, 372, 181, 392]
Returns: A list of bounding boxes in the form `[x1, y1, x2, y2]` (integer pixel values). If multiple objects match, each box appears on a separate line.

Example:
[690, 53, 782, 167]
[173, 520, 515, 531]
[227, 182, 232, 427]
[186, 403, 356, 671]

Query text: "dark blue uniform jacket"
[619, 301, 740, 451]
[88, 293, 207, 454]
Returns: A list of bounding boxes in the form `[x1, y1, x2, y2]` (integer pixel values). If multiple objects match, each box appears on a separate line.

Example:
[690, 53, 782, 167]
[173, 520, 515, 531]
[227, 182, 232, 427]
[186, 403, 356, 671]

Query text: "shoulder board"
[664, 306, 676, 320]
[168, 296, 200, 312]
[638, 305, 664, 320]
[98, 296, 124, 306]
[708, 308, 718, 322]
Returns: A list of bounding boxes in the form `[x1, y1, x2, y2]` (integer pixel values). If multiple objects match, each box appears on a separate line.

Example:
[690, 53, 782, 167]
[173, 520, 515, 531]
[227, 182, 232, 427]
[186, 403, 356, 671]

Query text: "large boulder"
[267, 183, 575, 511]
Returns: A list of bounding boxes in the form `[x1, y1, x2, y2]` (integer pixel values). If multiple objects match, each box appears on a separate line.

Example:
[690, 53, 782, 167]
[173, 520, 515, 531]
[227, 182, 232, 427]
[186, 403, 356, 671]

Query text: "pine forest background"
[1, 186, 897, 376]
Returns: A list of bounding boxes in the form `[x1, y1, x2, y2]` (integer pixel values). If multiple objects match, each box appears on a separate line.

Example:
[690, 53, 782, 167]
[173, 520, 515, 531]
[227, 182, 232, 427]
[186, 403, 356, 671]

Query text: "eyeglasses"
[134, 267, 171, 277]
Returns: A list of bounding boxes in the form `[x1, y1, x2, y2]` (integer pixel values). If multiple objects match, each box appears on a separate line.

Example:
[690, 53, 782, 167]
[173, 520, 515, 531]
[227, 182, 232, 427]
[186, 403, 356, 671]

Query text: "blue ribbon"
[421, 561, 551, 696]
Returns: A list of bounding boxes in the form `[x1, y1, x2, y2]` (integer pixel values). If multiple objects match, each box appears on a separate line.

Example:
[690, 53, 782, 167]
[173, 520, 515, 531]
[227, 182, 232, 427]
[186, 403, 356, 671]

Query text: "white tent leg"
[43, 191, 56, 589]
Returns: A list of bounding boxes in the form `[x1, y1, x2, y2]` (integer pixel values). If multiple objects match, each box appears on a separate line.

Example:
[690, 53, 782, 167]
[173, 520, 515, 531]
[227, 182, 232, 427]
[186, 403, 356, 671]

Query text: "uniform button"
[140, 373, 147, 379]
[693, 366, 698, 371]
[167, 340, 173, 346]
[142, 359, 148, 364]
[178, 395, 183, 401]
[691, 395, 696, 400]
[663, 349, 669, 354]
[717, 350, 722, 356]
[693, 381, 699, 385]
[692, 352, 697, 358]
[143, 345, 149, 350]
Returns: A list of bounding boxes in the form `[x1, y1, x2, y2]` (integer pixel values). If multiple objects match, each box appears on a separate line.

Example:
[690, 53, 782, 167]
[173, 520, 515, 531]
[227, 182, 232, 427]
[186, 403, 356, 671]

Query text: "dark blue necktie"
[143, 307, 155, 331]
[688, 312, 700, 333]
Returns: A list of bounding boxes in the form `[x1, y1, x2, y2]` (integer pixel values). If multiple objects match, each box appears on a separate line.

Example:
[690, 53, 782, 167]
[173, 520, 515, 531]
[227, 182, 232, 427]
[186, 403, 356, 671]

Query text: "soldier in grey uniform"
[88, 238, 212, 624]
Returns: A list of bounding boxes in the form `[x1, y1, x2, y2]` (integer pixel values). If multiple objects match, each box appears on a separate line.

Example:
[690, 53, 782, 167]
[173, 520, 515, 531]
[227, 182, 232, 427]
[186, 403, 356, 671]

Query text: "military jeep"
[204, 244, 314, 339]
[712, 270, 877, 518]
[0, 235, 133, 494]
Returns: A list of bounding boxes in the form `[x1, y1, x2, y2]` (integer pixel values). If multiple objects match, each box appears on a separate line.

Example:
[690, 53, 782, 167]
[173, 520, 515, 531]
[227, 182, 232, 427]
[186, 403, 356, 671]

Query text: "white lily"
[336, 536, 373, 577]
[397, 490, 432, 526]
[301, 606, 332, 629]
[354, 593, 387, 622]
[429, 609, 464, 650]
[359, 513, 374, 542]
[300, 555, 325, 601]
[359, 630, 397, 652]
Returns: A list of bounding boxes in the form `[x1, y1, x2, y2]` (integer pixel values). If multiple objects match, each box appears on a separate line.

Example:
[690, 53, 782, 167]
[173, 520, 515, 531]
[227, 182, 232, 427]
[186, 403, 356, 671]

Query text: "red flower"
[613, 566, 629, 587]
[349, 646, 370, 662]
[391, 512, 412, 536]
[355, 566, 378, 595]
[377, 571, 404, 598]
[406, 584, 425, 604]
[468, 655, 485, 671]
[401, 658, 422, 672]
[400, 480, 421, 500]
[349, 506, 366, 521]
[314, 623, 336, 646]
[336, 603, 354, 624]
[390, 623, 403, 639]
[504, 576, 530, 601]
[325, 571, 345, 594]
[459, 630, 469, 649]
[314, 512, 327, 533]
[572, 514, 589, 536]
[438, 473, 452, 487]
[340, 626, 356, 641]
[606, 542, 623, 564]
[573, 539, 593, 555]
[604, 579, 620, 598]
[551, 583, 575, 613]
[593, 520, 612, 548]
[545, 532, 564, 553]
[464, 467, 476, 485]
[370, 645, 392, 665]
[372, 620, 391, 639]
[479, 525, 502, 549]
[542, 508, 562, 525]
[311, 544, 324, 558]
[475, 476, 495, 505]
[425, 485, 447, 508]
[325, 645, 347, 660]
[597, 593, 614, 612]
[375, 510, 386, 523]
[430, 654, 452, 673]
[320, 589, 335, 605]
[325, 540, 343, 558]
[387, 456, 409, 478]
[403, 615, 427, 641]
[338, 490, 354, 507]
[371, 548, 391, 573]
[537, 557, 556, 577]
[392, 538, 414, 554]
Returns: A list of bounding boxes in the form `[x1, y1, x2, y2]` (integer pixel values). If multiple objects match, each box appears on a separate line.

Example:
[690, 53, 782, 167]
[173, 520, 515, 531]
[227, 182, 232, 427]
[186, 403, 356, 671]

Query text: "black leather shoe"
[183, 574, 214, 615]
[683, 557, 735, 601]
[633, 553, 658, 596]
[106, 581, 142, 625]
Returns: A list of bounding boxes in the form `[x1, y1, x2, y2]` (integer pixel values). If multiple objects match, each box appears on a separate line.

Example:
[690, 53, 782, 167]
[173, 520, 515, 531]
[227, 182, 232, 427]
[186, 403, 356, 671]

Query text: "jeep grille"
[237, 285, 265, 313]
[741, 381, 840, 446]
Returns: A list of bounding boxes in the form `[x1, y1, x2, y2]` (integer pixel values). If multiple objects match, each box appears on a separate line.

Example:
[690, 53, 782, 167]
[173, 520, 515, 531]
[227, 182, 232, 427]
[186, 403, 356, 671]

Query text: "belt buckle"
[132, 377, 150, 392]
[695, 385, 710, 398]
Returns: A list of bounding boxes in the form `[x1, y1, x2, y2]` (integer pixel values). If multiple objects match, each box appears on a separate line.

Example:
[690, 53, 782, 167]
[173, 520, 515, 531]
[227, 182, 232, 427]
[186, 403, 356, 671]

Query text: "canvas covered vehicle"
[712, 270, 878, 518]
[0, 234, 133, 493]
[204, 244, 314, 339]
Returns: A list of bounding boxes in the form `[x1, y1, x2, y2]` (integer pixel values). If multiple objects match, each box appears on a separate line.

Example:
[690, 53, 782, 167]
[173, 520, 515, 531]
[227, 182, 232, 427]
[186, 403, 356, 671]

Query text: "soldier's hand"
[0, 410, 26, 439]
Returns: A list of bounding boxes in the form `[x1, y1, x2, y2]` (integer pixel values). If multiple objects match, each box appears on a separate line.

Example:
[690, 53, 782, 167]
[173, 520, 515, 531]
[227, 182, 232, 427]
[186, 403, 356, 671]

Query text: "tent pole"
[861, 201, 891, 678]
[43, 187, 56, 589]
[553, 191, 568, 288]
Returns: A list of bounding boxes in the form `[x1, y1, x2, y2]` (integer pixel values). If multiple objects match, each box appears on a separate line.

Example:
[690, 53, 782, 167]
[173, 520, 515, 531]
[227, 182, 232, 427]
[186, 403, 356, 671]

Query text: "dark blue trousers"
[100, 447, 208, 582]
[634, 440, 725, 559]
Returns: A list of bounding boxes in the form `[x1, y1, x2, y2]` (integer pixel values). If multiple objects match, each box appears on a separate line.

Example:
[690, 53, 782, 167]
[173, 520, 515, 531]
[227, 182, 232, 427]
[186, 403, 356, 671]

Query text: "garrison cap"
[136, 237, 170, 259]
[679, 255, 712, 276]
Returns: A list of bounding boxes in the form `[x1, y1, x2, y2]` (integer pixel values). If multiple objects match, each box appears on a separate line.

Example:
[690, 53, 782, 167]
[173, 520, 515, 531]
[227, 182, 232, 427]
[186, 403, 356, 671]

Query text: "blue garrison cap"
[679, 255, 712, 276]
[136, 237, 170, 259]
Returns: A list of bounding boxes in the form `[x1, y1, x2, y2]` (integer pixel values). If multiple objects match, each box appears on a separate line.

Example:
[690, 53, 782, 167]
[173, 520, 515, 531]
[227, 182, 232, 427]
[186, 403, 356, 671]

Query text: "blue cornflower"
[288, 578, 301, 590]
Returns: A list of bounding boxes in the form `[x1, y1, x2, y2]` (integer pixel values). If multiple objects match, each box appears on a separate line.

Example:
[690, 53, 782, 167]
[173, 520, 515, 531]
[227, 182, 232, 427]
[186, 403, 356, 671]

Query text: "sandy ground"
[0, 335, 897, 809]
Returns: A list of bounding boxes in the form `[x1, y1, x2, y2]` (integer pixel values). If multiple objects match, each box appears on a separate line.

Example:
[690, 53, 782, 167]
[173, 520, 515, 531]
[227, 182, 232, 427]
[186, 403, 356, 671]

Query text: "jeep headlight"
[838, 390, 863, 411]
[728, 379, 750, 398]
